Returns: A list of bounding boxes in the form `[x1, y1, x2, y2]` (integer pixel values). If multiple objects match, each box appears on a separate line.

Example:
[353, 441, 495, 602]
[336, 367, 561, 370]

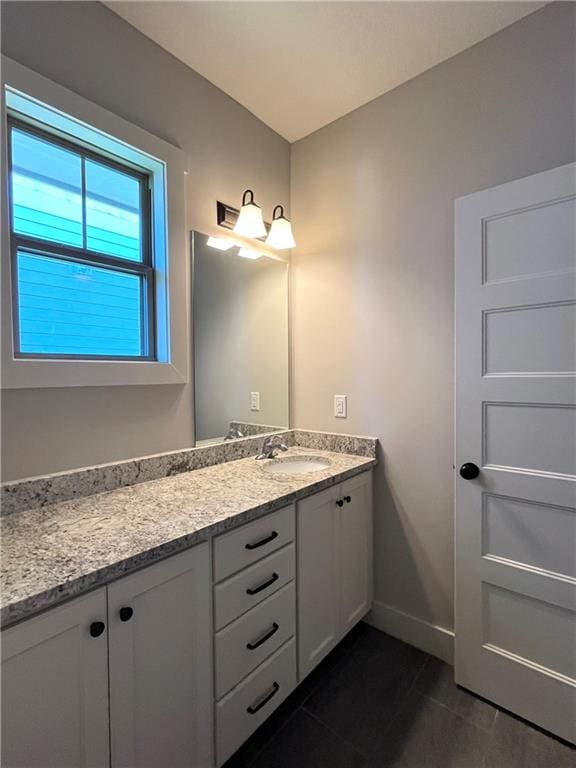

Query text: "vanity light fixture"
[206, 236, 234, 251]
[265, 205, 296, 249]
[238, 246, 263, 260]
[233, 189, 267, 239]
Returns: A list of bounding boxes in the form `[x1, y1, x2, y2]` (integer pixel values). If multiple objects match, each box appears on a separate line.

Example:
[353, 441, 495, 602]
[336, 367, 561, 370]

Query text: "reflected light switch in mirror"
[250, 392, 261, 411]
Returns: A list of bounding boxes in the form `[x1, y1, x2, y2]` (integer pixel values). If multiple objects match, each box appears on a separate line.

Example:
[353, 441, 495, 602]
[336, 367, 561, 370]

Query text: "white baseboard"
[366, 601, 455, 665]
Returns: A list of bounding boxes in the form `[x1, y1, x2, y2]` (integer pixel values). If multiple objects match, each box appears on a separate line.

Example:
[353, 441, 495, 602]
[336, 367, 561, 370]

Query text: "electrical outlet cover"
[334, 395, 347, 418]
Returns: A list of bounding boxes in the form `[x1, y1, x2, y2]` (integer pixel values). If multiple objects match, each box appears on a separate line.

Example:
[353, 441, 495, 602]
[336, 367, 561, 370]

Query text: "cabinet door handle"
[336, 499, 344, 507]
[344, 495, 351, 503]
[247, 682, 280, 714]
[247, 622, 279, 651]
[89, 621, 106, 638]
[246, 572, 279, 595]
[119, 607, 134, 622]
[245, 531, 278, 550]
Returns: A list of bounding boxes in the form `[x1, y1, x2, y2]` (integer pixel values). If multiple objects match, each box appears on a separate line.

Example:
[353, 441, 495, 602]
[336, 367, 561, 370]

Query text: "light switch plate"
[334, 395, 347, 418]
[250, 391, 260, 411]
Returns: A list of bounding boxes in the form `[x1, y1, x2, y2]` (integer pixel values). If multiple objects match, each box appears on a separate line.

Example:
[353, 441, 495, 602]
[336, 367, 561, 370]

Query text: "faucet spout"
[256, 436, 289, 460]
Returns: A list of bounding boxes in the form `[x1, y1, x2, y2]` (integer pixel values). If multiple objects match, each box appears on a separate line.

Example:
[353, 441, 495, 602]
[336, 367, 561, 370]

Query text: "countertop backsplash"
[1, 429, 377, 517]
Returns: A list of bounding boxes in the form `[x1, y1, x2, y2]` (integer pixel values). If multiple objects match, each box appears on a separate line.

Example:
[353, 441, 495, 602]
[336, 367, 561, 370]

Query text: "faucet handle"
[256, 436, 289, 460]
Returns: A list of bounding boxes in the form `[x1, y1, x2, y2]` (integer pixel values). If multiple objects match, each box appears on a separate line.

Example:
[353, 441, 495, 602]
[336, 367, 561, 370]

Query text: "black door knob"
[336, 499, 344, 507]
[89, 621, 106, 638]
[459, 462, 480, 480]
[344, 496, 351, 504]
[119, 607, 134, 622]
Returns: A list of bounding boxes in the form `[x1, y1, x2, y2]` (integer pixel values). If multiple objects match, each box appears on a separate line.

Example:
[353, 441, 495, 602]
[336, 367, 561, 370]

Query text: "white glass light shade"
[238, 247, 262, 260]
[233, 189, 267, 238]
[206, 236, 234, 250]
[265, 205, 296, 249]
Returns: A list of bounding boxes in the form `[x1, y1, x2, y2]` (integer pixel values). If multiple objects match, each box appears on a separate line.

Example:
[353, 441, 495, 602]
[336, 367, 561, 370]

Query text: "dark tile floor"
[224, 623, 575, 768]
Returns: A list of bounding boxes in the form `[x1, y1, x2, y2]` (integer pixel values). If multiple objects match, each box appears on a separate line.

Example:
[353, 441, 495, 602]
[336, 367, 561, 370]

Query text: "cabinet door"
[1, 589, 109, 768]
[297, 484, 341, 679]
[339, 471, 373, 635]
[108, 544, 213, 768]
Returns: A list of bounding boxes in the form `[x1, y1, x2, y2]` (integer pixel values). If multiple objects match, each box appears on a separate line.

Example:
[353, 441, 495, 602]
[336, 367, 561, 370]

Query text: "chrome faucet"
[223, 424, 244, 441]
[256, 436, 289, 460]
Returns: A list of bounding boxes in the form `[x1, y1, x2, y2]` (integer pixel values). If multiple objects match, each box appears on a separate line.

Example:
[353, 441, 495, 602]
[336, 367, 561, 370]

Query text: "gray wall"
[1, 1, 290, 480]
[290, 2, 576, 633]
[194, 236, 289, 441]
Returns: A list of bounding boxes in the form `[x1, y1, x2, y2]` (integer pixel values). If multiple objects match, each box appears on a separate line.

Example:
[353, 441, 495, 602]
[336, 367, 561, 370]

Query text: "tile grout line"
[242, 705, 303, 768]
[480, 710, 501, 768]
[360, 653, 432, 760]
[296, 627, 368, 709]
[408, 659, 499, 768]
[413, 657, 499, 734]
[302, 707, 368, 762]
[415, 692, 498, 733]
[241, 626, 369, 766]
[304, 643, 432, 761]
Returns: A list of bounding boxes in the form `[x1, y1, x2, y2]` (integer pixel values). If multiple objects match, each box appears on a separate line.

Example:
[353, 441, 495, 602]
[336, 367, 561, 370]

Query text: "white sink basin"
[261, 455, 331, 475]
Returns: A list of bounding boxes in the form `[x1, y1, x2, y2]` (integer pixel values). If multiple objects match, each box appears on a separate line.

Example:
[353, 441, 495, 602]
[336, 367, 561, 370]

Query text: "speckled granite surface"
[229, 421, 285, 437]
[1, 430, 377, 516]
[0, 431, 293, 517]
[293, 430, 377, 458]
[1, 447, 375, 627]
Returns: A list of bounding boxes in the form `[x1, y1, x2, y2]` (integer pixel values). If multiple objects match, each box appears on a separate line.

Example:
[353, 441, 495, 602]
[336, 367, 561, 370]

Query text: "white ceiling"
[105, 1, 546, 142]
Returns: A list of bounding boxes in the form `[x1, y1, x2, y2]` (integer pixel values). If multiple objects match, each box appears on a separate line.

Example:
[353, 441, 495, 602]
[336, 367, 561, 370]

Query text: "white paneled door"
[455, 162, 576, 744]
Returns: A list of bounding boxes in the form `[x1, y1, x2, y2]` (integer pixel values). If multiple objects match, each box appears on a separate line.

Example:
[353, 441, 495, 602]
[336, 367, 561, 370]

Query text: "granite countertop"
[1, 447, 375, 627]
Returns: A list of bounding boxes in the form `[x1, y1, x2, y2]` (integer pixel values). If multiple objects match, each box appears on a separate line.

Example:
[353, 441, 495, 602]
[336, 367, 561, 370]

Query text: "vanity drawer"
[215, 544, 295, 630]
[216, 638, 297, 767]
[216, 581, 295, 698]
[214, 504, 295, 582]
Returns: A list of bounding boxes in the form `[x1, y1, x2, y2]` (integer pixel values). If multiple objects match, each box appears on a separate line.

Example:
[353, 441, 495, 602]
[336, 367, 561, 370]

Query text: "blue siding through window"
[85, 159, 141, 261]
[17, 251, 143, 356]
[10, 125, 148, 358]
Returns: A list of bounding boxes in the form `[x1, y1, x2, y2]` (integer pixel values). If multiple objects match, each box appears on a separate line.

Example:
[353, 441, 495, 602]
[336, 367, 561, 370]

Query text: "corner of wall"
[366, 600, 455, 665]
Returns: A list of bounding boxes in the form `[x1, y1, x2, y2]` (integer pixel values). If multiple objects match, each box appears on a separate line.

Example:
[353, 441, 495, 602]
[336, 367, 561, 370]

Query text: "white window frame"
[1, 56, 189, 388]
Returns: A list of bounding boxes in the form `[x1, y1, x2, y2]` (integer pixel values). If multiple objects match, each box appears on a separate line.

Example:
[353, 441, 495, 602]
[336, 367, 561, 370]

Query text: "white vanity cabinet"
[1, 588, 110, 768]
[298, 471, 373, 678]
[2, 466, 374, 768]
[1, 543, 213, 768]
[339, 472, 374, 635]
[107, 544, 213, 768]
[212, 504, 298, 766]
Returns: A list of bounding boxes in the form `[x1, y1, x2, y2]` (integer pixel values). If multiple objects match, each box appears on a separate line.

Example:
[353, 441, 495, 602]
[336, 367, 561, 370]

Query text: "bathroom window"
[8, 120, 155, 359]
[2, 59, 188, 389]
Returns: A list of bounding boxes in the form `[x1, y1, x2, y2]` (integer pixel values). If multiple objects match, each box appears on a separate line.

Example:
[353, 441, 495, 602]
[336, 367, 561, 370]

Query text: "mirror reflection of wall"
[192, 232, 289, 446]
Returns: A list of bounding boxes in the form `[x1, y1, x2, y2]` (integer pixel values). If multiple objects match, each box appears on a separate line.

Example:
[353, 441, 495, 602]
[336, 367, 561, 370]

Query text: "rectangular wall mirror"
[192, 232, 290, 446]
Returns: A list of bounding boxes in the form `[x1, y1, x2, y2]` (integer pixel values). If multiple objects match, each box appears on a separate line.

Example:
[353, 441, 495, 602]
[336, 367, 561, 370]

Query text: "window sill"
[1, 358, 188, 389]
